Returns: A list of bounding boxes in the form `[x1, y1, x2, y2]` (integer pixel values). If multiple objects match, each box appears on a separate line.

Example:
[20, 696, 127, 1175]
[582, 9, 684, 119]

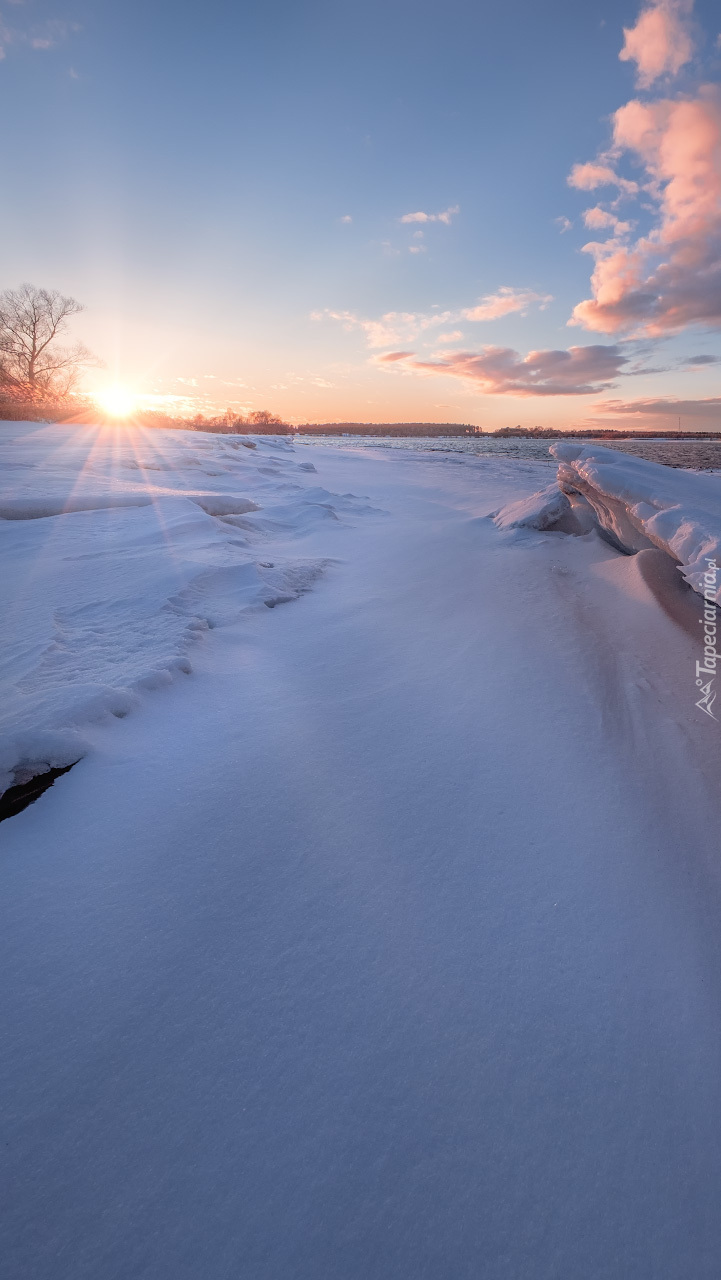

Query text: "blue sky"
[1, 0, 719, 427]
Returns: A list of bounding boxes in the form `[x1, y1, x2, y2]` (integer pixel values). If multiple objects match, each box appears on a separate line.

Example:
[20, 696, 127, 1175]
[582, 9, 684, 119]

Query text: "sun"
[96, 386, 138, 418]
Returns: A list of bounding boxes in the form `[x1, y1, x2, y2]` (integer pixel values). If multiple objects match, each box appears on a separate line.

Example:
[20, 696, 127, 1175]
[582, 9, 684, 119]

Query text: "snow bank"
[492, 482, 570, 530]
[551, 443, 721, 601]
[0, 423, 372, 794]
[492, 444, 721, 603]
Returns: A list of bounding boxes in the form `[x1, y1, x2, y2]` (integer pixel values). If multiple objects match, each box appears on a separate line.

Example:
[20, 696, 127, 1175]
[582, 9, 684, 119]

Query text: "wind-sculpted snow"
[0, 423, 373, 796]
[493, 444, 721, 603]
[551, 443, 721, 600]
[492, 482, 571, 531]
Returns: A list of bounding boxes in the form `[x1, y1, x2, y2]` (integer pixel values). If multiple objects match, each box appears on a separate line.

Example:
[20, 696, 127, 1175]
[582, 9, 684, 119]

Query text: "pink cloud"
[619, 0, 695, 89]
[387, 344, 629, 396]
[567, 163, 639, 195]
[376, 351, 416, 362]
[583, 206, 631, 231]
[571, 87, 721, 334]
[462, 286, 553, 321]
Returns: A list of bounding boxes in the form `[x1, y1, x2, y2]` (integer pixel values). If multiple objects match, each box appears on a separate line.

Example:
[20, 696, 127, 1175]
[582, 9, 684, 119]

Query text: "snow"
[492, 480, 571, 530]
[0, 422, 363, 792]
[2, 429, 721, 1278]
[551, 441, 721, 600]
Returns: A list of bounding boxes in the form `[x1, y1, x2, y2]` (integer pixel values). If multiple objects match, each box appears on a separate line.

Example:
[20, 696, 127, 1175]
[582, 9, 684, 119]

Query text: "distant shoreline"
[295, 425, 721, 440]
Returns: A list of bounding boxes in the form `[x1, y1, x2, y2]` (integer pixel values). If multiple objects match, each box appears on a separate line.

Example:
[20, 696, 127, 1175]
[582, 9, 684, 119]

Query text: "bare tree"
[0, 284, 96, 402]
[249, 409, 285, 427]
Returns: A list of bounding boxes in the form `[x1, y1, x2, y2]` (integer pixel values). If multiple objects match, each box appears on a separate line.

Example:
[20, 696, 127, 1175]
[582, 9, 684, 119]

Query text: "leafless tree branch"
[0, 284, 98, 402]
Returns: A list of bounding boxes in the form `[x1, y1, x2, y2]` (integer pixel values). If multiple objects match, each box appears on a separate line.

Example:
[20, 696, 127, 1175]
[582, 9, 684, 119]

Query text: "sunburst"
[95, 386, 138, 418]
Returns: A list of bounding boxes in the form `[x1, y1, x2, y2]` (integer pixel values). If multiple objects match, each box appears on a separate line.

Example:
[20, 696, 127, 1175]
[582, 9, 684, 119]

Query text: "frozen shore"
[2, 424, 721, 1278]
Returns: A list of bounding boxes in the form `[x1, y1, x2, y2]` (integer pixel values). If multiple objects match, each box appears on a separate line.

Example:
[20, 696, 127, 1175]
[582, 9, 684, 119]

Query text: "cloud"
[571, 86, 721, 334]
[409, 244, 427, 254]
[594, 395, 721, 420]
[0, 15, 76, 57]
[685, 353, 719, 364]
[582, 206, 634, 233]
[312, 308, 453, 348]
[579, 231, 633, 264]
[384, 344, 630, 396]
[569, 0, 721, 336]
[340, 215, 352, 223]
[376, 351, 416, 362]
[567, 163, 639, 195]
[462, 286, 553, 321]
[555, 216, 574, 232]
[400, 205, 459, 225]
[619, 0, 695, 89]
[436, 330, 465, 343]
[314, 290, 552, 348]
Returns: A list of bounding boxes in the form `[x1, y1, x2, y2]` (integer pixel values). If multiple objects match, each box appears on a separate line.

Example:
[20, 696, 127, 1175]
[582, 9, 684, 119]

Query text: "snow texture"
[0, 423, 373, 793]
[2, 432, 721, 1279]
[492, 481, 571, 530]
[551, 442, 721, 599]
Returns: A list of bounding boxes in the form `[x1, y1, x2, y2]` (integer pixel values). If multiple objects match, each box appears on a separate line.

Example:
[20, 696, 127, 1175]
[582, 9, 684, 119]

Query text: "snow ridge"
[551, 443, 721, 600]
[492, 443, 721, 604]
[0, 424, 372, 795]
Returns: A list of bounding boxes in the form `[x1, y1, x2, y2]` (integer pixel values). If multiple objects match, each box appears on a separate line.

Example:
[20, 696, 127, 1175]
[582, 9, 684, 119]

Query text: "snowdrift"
[552, 444, 721, 601]
[495, 443, 721, 604]
[0, 423, 374, 796]
[491, 482, 571, 531]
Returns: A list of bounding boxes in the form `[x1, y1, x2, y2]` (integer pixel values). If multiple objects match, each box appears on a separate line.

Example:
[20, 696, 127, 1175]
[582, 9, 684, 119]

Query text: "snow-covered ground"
[2, 423, 721, 1278]
[0, 423, 375, 792]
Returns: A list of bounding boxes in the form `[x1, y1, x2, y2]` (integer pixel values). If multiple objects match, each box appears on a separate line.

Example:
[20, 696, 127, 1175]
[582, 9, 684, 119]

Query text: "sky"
[0, 0, 720, 429]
